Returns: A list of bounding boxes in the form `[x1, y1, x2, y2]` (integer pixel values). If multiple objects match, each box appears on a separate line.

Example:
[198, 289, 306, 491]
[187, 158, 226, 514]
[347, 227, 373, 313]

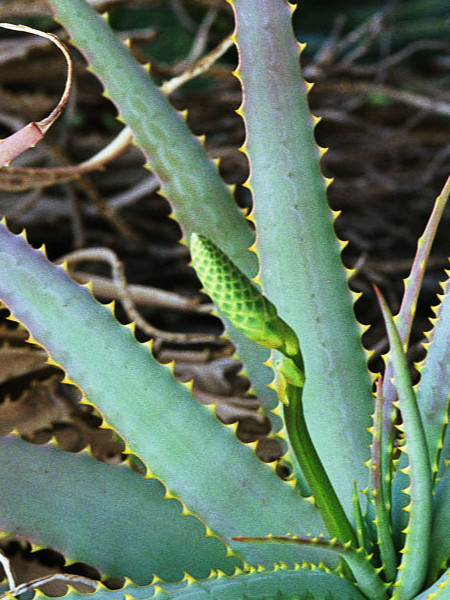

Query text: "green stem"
[283, 381, 358, 548]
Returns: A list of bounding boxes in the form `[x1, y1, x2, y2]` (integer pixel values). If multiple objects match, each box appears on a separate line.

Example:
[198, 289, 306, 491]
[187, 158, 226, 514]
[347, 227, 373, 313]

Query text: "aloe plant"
[1, 1, 450, 599]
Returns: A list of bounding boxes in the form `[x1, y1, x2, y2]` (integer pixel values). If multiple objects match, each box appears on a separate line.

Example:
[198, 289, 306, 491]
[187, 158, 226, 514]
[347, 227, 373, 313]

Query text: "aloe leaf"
[415, 273, 450, 481]
[149, 567, 367, 600]
[46, 0, 253, 273]
[228, 0, 373, 517]
[0, 436, 241, 583]
[0, 222, 330, 570]
[231, 535, 388, 600]
[413, 194, 450, 484]
[414, 567, 450, 600]
[427, 465, 450, 584]
[374, 287, 432, 600]
[24, 566, 367, 600]
[369, 377, 397, 582]
[44, 0, 283, 438]
[386, 175, 450, 536]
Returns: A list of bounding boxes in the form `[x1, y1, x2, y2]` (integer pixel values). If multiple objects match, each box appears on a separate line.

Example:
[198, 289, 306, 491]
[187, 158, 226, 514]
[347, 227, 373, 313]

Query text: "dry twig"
[59, 247, 219, 344]
[0, 573, 97, 600]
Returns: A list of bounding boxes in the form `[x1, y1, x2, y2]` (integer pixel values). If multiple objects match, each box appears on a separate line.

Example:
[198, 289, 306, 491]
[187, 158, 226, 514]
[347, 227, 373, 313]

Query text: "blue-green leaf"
[0, 436, 240, 583]
[229, 0, 374, 519]
[22, 566, 367, 600]
[375, 287, 432, 600]
[0, 223, 328, 570]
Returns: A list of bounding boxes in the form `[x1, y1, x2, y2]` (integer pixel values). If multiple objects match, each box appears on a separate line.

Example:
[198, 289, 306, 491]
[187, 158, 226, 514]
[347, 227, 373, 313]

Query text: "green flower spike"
[190, 233, 299, 359]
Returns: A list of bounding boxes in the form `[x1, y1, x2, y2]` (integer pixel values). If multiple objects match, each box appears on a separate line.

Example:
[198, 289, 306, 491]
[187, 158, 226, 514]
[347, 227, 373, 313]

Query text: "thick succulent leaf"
[389, 176, 450, 542]
[415, 272, 450, 479]
[0, 223, 329, 570]
[375, 288, 432, 600]
[44, 0, 281, 440]
[0, 436, 240, 584]
[28, 566, 367, 600]
[46, 0, 254, 274]
[231, 536, 388, 600]
[427, 466, 450, 584]
[414, 567, 450, 600]
[228, 0, 374, 518]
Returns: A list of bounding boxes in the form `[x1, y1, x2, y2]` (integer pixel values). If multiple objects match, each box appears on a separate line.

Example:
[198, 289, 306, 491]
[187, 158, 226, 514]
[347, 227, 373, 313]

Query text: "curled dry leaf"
[0, 127, 135, 191]
[0, 27, 236, 191]
[0, 23, 72, 168]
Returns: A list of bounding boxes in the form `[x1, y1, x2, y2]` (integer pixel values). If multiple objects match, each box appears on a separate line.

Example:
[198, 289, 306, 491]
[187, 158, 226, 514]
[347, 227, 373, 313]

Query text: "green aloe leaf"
[386, 175, 450, 543]
[375, 287, 432, 600]
[232, 535, 388, 600]
[427, 466, 450, 584]
[45, 0, 280, 437]
[21, 566, 367, 600]
[0, 222, 328, 570]
[414, 566, 450, 600]
[228, 0, 374, 518]
[0, 436, 240, 584]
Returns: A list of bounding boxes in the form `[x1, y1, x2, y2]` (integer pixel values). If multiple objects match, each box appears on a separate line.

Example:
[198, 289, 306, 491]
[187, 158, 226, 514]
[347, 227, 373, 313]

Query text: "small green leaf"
[44, 565, 368, 600]
[370, 376, 397, 582]
[0, 436, 240, 583]
[374, 286, 432, 600]
[414, 566, 450, 600]
[232, 535, 389, 600]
